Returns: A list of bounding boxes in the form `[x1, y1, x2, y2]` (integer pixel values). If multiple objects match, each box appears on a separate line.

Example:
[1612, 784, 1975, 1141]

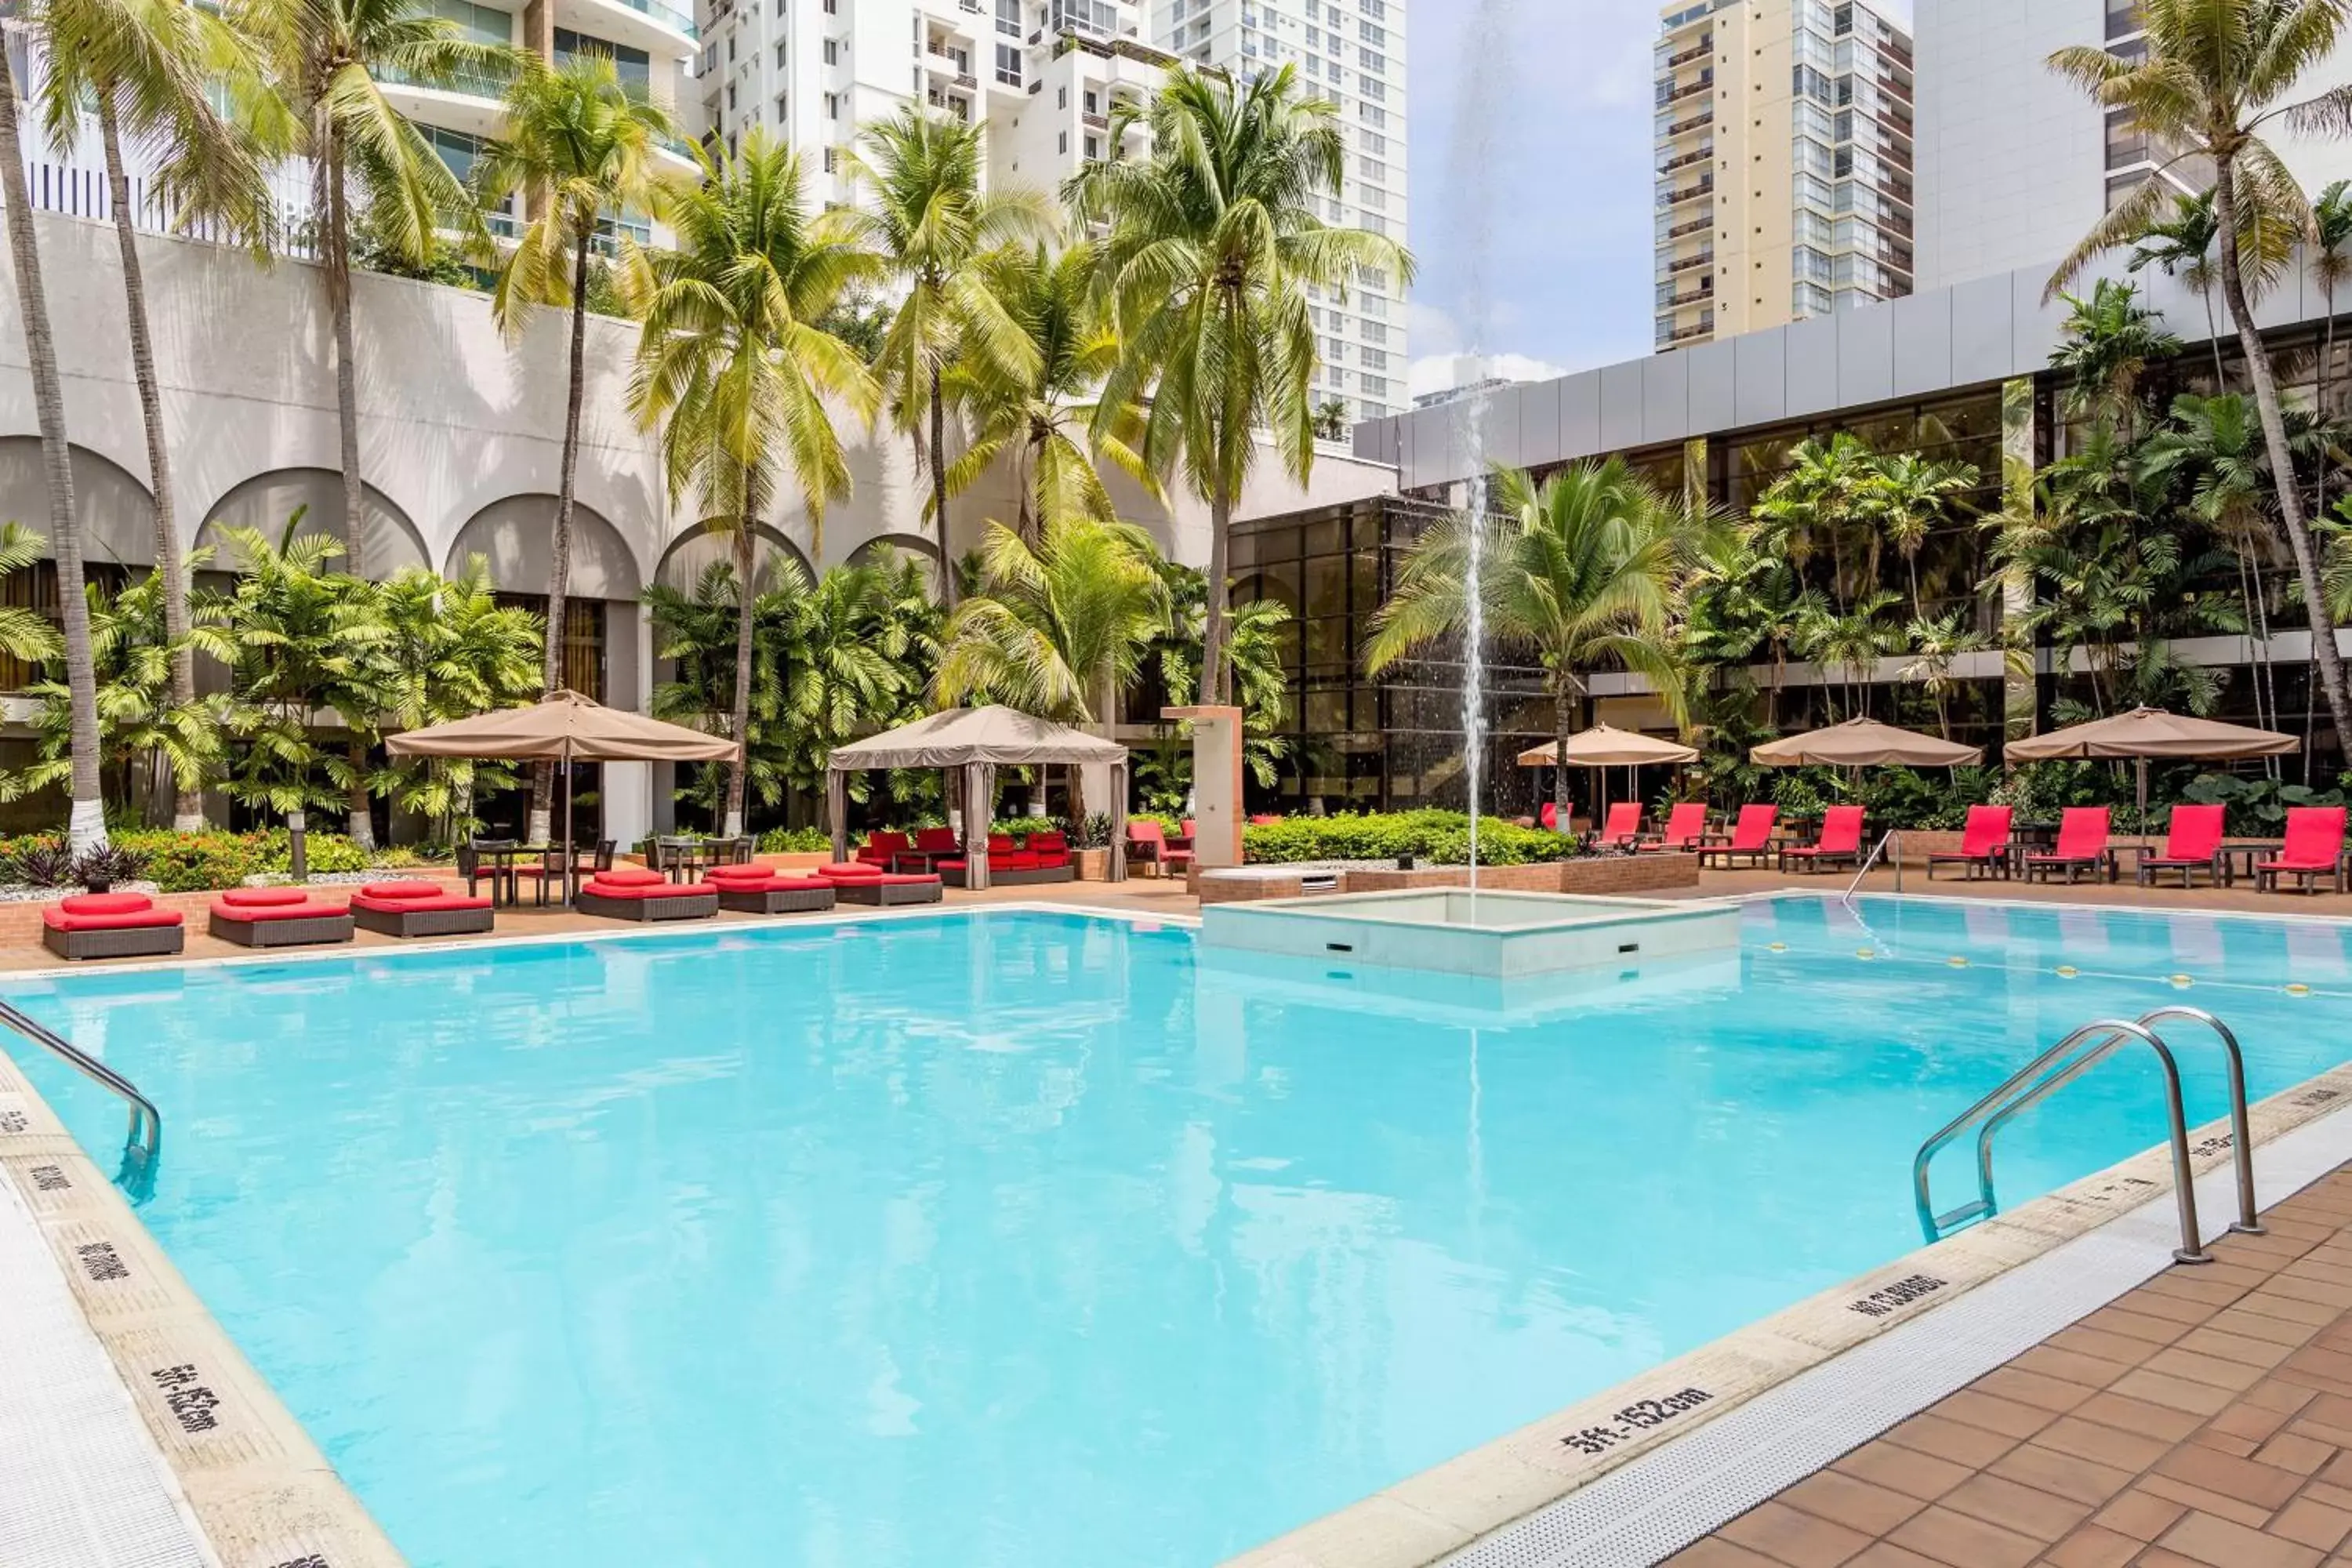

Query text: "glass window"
[555, 30, 650, 93]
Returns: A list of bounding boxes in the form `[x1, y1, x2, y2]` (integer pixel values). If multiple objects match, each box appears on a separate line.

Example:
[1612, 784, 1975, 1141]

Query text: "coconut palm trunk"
[724, 487, 757, 838]
[528, 231, 594, 846]
[931, 362, 954, 609]
[1552, 681, 1573, 823]
[96, 97, 203, 830]
[2213, 153, 2352, 758]
[0, 46, 105, 851]
[1203, 485, 1232, 706]
[322, 137, 369, 582]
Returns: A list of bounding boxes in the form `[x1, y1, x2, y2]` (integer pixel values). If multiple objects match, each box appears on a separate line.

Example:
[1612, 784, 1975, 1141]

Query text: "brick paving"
[1670, 1167, 2352, 1568]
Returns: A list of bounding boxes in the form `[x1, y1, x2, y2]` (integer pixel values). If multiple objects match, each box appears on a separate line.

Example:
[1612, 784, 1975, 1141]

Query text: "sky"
[1404, 0, 1912, 399]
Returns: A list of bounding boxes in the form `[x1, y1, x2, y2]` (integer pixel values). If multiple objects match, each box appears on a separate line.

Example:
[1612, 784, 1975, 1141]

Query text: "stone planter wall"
[1195, 854, 1700, 908]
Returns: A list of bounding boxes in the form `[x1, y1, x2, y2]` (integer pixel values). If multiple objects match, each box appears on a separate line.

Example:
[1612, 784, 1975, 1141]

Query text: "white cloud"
[1408, 351, 1569, 402]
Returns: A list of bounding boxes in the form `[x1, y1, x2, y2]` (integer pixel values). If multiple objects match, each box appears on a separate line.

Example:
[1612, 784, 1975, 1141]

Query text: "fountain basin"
[1200, 888, 1742, 979]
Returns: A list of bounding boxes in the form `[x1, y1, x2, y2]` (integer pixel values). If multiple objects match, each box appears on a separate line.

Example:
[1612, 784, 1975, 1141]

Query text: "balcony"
[1659, 108, 1711, 140]
[1664, 316, 1715, 346]
[1658, 280, 1714, 310]
[1657, 35, 1710, 71]
[1660, 214, 1710, 241]
[556, 0, 697, 54]
[1664, 248, 1713, 274]
[377, 64, 510, 138]
[1657, 176, 1713, 208]
[1660, 70, 1713, 106]
[653, 130, 702, 171]
[1659, 143, 1711, 175]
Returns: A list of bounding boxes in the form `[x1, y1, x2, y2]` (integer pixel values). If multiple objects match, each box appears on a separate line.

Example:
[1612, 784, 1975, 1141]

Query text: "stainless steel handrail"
[1913, 1018, 2212, 1264]
[1976, 1006, 2260, 1240]
[1842, 828, 1902, 906]
[0, 995, 160, 1200]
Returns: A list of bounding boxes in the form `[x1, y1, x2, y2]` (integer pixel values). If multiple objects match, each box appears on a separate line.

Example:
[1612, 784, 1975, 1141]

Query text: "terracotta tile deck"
[1670, 1167, 2352, 1568]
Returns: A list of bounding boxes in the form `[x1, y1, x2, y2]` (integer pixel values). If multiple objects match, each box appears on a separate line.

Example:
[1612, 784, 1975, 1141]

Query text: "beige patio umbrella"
[1751, 717, 1984, 768]
[2005, 706, 2296, 829]
[1518, 724, 1698, 824]
[826, 705, 1131, 890]
[387, 689, 739, 902]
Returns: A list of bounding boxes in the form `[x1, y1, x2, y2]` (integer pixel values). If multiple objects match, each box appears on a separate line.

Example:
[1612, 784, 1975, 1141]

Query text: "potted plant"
[1071, 814, 1114, 880]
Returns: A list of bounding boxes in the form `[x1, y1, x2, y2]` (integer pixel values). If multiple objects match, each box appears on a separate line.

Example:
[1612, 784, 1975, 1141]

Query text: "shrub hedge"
[1240, 811, 1577, 866]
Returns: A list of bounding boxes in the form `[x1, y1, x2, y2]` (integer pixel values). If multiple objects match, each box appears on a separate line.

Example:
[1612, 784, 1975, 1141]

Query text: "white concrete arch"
[195, 467, 431, 579]
[0, 438, 158, 568]
[654, 520, 813, 595]
[445, 495, 645, 599]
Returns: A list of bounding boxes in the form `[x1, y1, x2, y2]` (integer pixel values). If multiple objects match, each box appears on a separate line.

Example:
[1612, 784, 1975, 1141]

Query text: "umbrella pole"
[562, 753, 575, 908]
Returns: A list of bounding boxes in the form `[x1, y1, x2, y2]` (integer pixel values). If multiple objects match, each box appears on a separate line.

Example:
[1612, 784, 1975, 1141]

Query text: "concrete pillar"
[603, 763, 652, 851]
[1165, 705, 1243, 868]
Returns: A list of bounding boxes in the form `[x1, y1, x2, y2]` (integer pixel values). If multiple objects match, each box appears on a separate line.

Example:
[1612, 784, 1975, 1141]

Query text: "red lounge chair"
[42, 891, 184, 961]
[1127, 820, 1196, 877]
[348, 880, 495, 938]
[2133, 804, 2227, 888]
[706, 864, 838, 914]
[2024, 807, 2117, 884]
[913, 827, 959, 853]
[575, 867, 720, 922]
[1595, 801, 1644, 849]
[1248, 814, 1280, 826]
[1697, 804, 1778, 867]
[2255, 806, 2350, 895]
[815, 861, 944, 906]
[857, 831, 911, 868]
[1779, 804, 1866, 874]
[209, 886, 356, 948]
[1926, 805, 2015, 882]
[1639, 801, 1710, 853]
[945, 830, 1075, 887]
[1540, 801, 1559, 832]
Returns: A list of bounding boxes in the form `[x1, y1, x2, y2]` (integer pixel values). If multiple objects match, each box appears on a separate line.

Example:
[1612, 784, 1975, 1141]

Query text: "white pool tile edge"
[0, 1051, 408, 1568]
[1224, 1058, 2352, 1568]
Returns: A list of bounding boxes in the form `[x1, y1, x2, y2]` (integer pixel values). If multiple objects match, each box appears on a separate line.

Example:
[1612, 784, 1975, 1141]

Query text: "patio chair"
[1779, 804, 1865, 874]
[1638, 801, 1710, 854]
[2022, 807, 2116, 885]
[208, 887, 356, 948]
[348, 880, 495, 939]
[575, 867, 720, 922]
[1594, 801, 1644, 850]
[957, 829, 1073, 887]
[1697, 804, 1778, 868]
[513, 839, 616, 902]
[458, 837, 515, 899]
[857, 831, 912, 869]
[913, 826, 960, 855]
[2132, 804, 2227, 888]
[2255, 806, 2350, 895]
[1539, 801, 1560, 833]
[41, 892, 184, 961]
[1926, 804, 2015, 882]
[1127, 820, 1195, 878]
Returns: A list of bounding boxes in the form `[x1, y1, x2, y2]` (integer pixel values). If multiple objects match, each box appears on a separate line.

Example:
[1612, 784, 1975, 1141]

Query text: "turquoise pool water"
[8, 895, 2352, 1566]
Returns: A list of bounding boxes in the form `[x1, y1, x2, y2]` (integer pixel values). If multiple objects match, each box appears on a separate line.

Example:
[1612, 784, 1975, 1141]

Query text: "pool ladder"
[1912, 1007, 2259, 1265]
[0, 995, 160, 1201]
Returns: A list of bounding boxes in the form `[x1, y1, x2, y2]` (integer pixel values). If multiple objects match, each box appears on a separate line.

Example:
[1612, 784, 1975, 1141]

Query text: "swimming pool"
[5, 895, 2352, 1566]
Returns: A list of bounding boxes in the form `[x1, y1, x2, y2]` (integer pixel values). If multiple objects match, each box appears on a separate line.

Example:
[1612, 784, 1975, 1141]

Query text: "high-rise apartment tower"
[1653, 0, 1915, 353]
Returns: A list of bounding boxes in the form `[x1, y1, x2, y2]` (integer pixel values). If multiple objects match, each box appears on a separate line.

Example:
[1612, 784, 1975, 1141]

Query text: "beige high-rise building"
[1653, 0, 1915, 353]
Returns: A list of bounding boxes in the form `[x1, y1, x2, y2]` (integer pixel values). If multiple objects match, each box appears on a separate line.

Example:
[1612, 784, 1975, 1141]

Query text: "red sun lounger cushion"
[350, 891, 491, 914]
[45, 895, 182, 932]
[596, 867, 670, 888]
[583, 878, 718, 900]
[817, 862, 885, 879]
[209, 898, 346, 923]
[219, 886, 310, 909]
[360, 881, 442, 901]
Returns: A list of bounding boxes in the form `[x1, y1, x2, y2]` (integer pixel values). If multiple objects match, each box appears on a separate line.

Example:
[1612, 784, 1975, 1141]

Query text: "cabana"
[826, 706, 1131, 891]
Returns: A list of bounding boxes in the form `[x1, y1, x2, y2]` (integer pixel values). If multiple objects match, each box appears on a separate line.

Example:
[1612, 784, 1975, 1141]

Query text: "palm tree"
[1900, 608, 1987, 740]
[1069, 64, 1413, 705]
[479, 54, 673, 844]
[2126, 191, 2227, 386]
[2049, 279, 2183, 430]
[840, 107, 1052, 607]
[0, 33, 106, 849]
[1750, 432, 1881, 609]
[943, 242, 1154, 540]
[628, 132, 880, 837]
[1796, 590, 1905, 720]
[1871, 452, 1980, 620]
[2051, 0, 2352, 758]
[1364, 459, 1700, 825]
[238, 0, 516, 579]
[2312, 180, 2352, 524]
[37, 0, 278, 833]
[376, 560, 543, 838]
[934, 515, 1168, 821]
[1311, 399, 1352, 442]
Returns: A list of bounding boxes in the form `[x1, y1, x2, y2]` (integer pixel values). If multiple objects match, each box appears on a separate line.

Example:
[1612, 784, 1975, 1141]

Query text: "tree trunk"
[1203, 484, 1232, 706]
[2203, 288, 2227, 388]
[723, 500, 756, 837]
[1552, 680, 1572, 824]
[345, 734, 375, 849]
[931, 362, 954, 608]
[0, 47, 105, 851]
[98, 100, 203, 833]
[528, 232, 593, 846]
[2214, 153, 2352, 767]
[325, 139, 368, 581]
